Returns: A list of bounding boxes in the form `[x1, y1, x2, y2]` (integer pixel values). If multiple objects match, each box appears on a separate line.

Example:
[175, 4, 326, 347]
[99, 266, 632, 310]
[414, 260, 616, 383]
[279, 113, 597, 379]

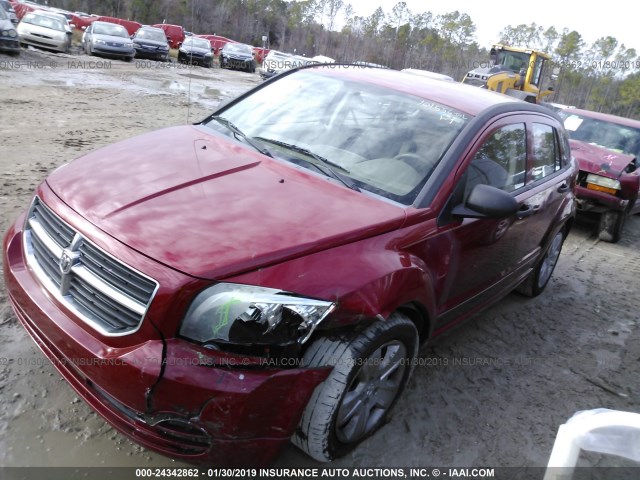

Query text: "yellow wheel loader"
[463, 44, 554, 103]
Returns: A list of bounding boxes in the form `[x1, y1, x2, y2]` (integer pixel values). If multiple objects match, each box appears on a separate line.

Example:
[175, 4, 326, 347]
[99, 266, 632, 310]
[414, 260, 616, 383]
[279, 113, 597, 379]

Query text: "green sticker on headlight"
[212, 296, 242, 337]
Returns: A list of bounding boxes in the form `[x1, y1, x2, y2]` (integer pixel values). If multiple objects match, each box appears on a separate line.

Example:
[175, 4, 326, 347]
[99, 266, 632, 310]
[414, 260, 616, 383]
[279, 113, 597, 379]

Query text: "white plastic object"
[544, 408, 640, 480]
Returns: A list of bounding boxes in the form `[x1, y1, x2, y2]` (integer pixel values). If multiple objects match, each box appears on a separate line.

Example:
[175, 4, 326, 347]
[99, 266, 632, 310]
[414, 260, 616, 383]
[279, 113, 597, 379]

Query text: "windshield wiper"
[210, 116, 274, 158]
[254, 137, 360, 192]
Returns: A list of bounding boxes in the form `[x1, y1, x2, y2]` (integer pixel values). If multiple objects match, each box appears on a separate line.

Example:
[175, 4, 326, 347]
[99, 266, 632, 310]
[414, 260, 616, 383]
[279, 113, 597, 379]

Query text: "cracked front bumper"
[3, 210, 330, 466]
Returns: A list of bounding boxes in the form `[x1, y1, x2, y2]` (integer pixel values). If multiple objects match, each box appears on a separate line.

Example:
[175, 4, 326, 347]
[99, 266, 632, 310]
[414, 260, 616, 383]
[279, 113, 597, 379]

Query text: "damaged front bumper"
[575, 185, 630, 213]
[3, 211, 330, 466]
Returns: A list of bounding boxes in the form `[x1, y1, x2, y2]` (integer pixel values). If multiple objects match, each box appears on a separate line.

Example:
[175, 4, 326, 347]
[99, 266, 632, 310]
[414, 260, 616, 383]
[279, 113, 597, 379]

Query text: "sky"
[344, 0, 640, 55]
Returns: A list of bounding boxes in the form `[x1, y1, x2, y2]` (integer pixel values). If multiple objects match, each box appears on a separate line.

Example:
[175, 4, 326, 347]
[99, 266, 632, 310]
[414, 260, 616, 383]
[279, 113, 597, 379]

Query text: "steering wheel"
[393, 153, 424, 171]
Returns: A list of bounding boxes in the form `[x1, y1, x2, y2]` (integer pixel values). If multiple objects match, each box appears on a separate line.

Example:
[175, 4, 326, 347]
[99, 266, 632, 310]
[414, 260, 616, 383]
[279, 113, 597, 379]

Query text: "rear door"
[434, 113, 573, 327]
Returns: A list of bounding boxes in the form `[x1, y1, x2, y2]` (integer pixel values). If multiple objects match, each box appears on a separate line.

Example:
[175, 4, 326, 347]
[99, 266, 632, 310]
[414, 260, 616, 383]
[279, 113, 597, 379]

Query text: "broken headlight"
[585, 173, 621, 195]
[179, 283, 335, 347]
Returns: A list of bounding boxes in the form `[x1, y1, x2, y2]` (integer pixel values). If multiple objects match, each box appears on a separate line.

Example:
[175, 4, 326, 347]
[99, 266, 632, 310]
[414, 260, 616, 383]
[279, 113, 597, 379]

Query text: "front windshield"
[559, 112, 640, 158]
[204, 69, 470, 204]
[225, 43, 252, 54]
[136, 28, 166, 42]
[94, 23, 128, 37]
[0, 7, 7, 20]
[23, 13, 65, 32]
[186, 38, 210, 49]
[495, 50, 531, 72]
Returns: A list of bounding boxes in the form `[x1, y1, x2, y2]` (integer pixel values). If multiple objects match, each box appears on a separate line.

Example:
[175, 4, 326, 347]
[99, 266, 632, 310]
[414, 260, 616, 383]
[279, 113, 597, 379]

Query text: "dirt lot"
[1, 47, 640, 473]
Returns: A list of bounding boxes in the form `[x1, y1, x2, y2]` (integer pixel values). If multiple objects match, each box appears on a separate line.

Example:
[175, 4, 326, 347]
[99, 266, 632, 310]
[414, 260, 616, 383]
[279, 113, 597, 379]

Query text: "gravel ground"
[1, 47, 639, 475]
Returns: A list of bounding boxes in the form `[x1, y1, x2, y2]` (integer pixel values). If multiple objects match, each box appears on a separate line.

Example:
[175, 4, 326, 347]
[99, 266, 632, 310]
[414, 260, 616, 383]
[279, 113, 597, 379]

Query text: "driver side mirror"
[452, 184, 519, 219]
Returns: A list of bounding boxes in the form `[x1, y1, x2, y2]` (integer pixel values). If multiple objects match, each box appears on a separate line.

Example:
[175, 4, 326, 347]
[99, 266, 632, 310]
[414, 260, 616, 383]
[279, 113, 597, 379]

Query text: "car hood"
[224, 52, 252, 60]
[46, 125, 406, 280]
[19, 22, 65, 36]
[0, 18, 13, 30]
[134, 38, 167, 48]
[182, 46, 210, 54]
[93, 34, 130, 43]
[569, 139, 635, 179]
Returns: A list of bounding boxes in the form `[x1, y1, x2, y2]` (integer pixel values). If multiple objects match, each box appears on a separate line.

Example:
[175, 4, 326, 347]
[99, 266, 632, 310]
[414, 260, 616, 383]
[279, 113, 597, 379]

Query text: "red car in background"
[8, 0, 35, 19]
[252, 46, 269, 64]
[70, 13, 96, 31]
[4, 66, 576, 466]
[152, 23, 185, 49]
[95, 16, 141, 36]
[558, 108, 640, 242]
[196, 34, 235, 55]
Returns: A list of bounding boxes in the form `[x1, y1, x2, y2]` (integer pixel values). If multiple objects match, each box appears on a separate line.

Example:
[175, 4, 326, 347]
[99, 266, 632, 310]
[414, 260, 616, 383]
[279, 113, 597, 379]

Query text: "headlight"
[180, 283, 335, 346]
[9, 30, 17, 37]
[95, 39, 107, 45]
[125, 42, 133, 48]
[205, 52, 213, 56]
[586, 173, 621, 194]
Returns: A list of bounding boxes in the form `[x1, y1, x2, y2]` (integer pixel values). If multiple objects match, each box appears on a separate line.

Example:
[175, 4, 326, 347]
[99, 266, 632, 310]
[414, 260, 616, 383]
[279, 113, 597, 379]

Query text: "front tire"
[516, 228, 565, 297]
[598, 209, 625, 243]
[293, 313, 418, 461]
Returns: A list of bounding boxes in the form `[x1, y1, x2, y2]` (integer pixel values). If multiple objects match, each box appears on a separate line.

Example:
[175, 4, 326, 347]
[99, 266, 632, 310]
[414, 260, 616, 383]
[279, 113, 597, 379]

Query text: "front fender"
[226, 232, 439, 336]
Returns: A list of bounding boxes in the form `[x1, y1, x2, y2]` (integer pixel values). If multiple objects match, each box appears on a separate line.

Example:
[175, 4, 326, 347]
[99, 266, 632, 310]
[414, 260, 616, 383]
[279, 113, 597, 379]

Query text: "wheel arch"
[396, 301, 431, 345]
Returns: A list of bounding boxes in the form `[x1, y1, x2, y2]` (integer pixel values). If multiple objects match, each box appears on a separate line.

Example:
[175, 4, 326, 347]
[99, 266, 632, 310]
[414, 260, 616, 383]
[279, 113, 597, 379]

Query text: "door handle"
[557, 183, 570, 193]
[516, 205, 537, 219]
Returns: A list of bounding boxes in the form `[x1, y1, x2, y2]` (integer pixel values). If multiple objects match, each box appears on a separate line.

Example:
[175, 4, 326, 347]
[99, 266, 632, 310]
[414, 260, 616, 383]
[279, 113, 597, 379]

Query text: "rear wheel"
[516, 229, 565, 297]
[598, 209, 625, 243]
[293, 313, 418, 461]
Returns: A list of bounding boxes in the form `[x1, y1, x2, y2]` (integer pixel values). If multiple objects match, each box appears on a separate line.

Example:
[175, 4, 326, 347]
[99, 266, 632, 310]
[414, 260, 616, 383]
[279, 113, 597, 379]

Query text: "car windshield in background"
[559, 111, 640, 158]
[205, 69, 469, 204]
[186, 38, 210, 49]
[0, 7, 6, 20]
[136, 29, 166, 42]
[23, 13, 65, 32]
[94, 23, 128, 37]
[225, 43, 252, 54]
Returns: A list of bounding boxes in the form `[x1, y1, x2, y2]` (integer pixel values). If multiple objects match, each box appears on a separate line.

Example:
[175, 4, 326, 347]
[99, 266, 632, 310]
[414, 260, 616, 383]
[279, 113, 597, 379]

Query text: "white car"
[17, 10, 72, 53]
[260, 50, 310, 80]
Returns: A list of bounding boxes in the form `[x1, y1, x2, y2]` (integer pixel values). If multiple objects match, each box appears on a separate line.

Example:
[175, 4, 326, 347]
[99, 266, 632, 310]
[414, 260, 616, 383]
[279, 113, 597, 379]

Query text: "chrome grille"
[23, 197, 159, 336]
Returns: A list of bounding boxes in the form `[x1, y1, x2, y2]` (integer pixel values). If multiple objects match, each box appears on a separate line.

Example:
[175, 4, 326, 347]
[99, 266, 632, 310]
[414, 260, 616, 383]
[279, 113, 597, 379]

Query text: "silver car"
[83, 21, 135, 61]
[17, 10, 72, 53]
[0, 5, 19, 55]
[0, 0, 18, 25]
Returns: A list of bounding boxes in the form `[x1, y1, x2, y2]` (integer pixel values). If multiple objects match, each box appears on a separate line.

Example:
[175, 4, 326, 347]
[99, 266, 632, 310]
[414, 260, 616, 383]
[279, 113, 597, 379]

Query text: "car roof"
[93, 21, 126, 28]
[561, 107, 640, 129]
[31, 10, 68, 20]
[139, 26, 164, 32]
[401, 68, 455, 82]
[305, 66, 528, 117]
[267, 50, 288, 57]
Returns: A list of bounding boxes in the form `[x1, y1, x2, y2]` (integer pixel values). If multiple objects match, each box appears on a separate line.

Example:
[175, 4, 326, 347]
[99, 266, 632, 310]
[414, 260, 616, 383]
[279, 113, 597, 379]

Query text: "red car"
[558, 108, 640, 242]
[95, 16, 141, 36]
[152, 23, 185, 49]
[3, 66, 576, 466]
[196, 34, 235, 55]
